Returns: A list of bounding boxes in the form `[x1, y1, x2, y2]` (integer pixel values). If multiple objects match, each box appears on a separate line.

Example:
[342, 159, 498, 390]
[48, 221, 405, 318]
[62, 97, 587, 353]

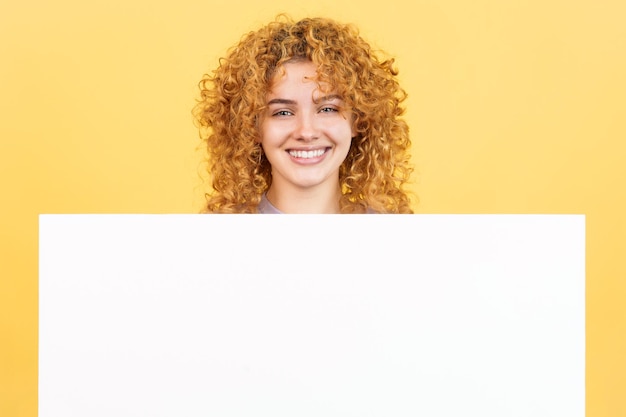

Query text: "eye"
[319, 106, 339, 113]
[272, 110, 293, 117]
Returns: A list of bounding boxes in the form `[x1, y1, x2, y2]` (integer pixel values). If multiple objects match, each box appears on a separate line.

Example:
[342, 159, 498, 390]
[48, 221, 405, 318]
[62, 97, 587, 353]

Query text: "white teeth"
[288, 149, 326, 159]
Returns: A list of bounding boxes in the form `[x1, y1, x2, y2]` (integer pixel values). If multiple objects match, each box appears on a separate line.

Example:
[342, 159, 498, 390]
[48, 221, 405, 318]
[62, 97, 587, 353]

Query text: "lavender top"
[257, 194, 376, 214]
[257, 194, 283, 214]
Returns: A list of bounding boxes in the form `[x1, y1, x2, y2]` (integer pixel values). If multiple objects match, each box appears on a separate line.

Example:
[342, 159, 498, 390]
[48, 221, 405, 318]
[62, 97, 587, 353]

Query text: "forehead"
[271, 60, 316, 82]
[268, 60, 336, 93]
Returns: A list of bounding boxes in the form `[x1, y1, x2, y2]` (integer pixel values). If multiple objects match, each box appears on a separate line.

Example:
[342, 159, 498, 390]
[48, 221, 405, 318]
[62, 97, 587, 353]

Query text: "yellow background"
[1, 0, 624, 415]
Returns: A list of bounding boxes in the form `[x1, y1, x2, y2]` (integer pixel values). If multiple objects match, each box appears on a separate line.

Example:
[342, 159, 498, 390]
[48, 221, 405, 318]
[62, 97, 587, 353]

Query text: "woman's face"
[259, 60, 354, 194]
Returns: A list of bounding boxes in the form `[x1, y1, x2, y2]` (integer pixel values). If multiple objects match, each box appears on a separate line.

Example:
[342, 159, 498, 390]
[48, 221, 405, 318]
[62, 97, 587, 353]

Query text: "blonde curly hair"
[194, 15, 414, 213]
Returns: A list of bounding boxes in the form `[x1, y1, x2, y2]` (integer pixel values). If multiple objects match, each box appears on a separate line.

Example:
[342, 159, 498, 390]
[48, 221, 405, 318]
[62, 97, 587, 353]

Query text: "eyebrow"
[267, 98, 297, 106]
[266, 95, 343, 106]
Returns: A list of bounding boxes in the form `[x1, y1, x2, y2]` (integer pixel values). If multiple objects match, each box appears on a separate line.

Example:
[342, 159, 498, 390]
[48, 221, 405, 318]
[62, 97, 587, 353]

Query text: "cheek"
[336, 121, 355, 145]
[258, 120, 289, 146]
[258, 121, 273, 145]
[257, 114, 281, 144]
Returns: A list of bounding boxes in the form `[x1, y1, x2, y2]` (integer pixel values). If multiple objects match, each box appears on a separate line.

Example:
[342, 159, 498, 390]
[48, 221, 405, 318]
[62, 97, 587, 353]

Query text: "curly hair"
[194, 15, 414, 213]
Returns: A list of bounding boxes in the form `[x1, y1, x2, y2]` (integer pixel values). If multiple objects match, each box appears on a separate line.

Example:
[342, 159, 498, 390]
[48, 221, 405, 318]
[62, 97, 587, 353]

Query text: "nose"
[294, 112, 319, 141]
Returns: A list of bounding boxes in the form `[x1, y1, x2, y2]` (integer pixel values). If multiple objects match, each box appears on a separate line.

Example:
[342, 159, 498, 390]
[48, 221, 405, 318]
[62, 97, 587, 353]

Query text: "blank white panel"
[39, 214, 585, 417]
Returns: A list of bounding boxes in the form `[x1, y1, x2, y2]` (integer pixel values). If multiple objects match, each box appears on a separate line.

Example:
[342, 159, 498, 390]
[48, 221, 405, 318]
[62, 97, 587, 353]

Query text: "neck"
[266, 182, 342, 214]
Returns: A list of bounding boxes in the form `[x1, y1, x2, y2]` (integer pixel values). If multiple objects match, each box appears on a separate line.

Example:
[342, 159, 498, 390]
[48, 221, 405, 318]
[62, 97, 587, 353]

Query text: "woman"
[194, 16, 414, 213]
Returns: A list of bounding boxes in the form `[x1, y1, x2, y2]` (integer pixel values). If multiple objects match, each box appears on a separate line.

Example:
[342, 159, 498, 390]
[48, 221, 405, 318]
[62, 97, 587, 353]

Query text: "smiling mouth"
[287, 148, 329, 159]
